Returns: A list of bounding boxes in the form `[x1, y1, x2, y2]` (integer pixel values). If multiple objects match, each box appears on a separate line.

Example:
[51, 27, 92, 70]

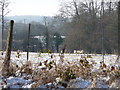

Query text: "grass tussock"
[20, 61, 33, 74]
[31, 68, 57, 88]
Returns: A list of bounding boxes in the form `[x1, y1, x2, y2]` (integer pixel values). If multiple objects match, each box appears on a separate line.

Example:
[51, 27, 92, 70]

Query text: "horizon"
[5, 15, 54, 24]
[7, 14, 58, 17]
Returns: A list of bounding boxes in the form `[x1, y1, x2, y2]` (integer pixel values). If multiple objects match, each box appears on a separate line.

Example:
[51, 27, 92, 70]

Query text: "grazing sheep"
[74, 50, 84, 54]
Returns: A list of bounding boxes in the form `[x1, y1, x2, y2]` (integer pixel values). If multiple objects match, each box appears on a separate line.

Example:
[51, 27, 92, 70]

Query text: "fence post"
[27, 24, 31, 61]
[2, 20, 14, 76]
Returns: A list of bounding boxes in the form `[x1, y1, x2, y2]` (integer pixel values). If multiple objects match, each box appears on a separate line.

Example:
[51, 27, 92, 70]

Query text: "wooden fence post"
[2, 20, 14, 76]
[27, 24, 31, 61]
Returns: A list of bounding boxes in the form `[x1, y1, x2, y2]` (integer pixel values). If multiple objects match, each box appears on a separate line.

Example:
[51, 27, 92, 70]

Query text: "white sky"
[8, 0, 118, 16]
[8, 0, 60, 16]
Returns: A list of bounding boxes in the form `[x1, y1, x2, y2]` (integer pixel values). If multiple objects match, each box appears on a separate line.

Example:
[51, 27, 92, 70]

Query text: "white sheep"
[74, 50, 84, 54]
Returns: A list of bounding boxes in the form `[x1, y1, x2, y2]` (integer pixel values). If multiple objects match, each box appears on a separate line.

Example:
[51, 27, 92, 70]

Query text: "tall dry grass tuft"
[9, 62, 19, 76]
[31, 68, 57, 88]
[19, 61, 33, 75]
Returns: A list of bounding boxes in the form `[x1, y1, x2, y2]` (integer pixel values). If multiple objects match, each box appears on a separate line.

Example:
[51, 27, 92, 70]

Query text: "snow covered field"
[0, 51, 120, 89]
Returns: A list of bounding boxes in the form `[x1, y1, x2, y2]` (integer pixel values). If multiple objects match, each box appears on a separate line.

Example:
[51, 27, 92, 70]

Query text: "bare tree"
[0, 0, 10, 53]
[115, 1, 120, 64]
[59, 0, 80, 18]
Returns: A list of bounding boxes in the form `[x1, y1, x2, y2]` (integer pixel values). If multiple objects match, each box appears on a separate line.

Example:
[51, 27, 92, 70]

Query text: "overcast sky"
[8, 0, 118, 16]
[8, 0, 60, 16]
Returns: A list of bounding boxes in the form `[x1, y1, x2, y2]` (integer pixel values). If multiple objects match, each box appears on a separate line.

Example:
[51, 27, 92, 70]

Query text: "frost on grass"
[0, 52, 120, 88]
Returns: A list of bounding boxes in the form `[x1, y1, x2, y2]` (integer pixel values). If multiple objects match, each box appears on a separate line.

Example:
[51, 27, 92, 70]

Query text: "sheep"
[74, 50, 84, 54]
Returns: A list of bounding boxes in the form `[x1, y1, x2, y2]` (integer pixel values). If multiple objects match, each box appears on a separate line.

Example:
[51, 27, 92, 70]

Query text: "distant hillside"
[6, 15, 53, 24]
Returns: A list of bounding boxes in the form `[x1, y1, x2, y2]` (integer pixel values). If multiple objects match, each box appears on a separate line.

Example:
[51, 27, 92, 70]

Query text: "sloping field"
[0, 51, 120, 88]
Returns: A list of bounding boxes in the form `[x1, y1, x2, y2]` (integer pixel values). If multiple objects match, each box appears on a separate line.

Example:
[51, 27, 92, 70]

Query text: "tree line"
[58, 0, 118, 54]
[2, 21, 64, 53]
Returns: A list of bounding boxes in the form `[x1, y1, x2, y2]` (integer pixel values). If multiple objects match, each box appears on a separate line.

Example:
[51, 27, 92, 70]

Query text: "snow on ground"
[0, 75, 33, 88]
[7, 52, 118, 66]
[12, 52, 118, 70]
[0, 51, 119, 88]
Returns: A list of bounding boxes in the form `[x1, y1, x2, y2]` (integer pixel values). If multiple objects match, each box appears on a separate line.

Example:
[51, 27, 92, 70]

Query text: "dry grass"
[31, 68, 57, 88]
[9, 62, 19, 76]
[1, 54, 120, 88]
[19, 61, 33, 75]
[30, 57, 94, 88]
